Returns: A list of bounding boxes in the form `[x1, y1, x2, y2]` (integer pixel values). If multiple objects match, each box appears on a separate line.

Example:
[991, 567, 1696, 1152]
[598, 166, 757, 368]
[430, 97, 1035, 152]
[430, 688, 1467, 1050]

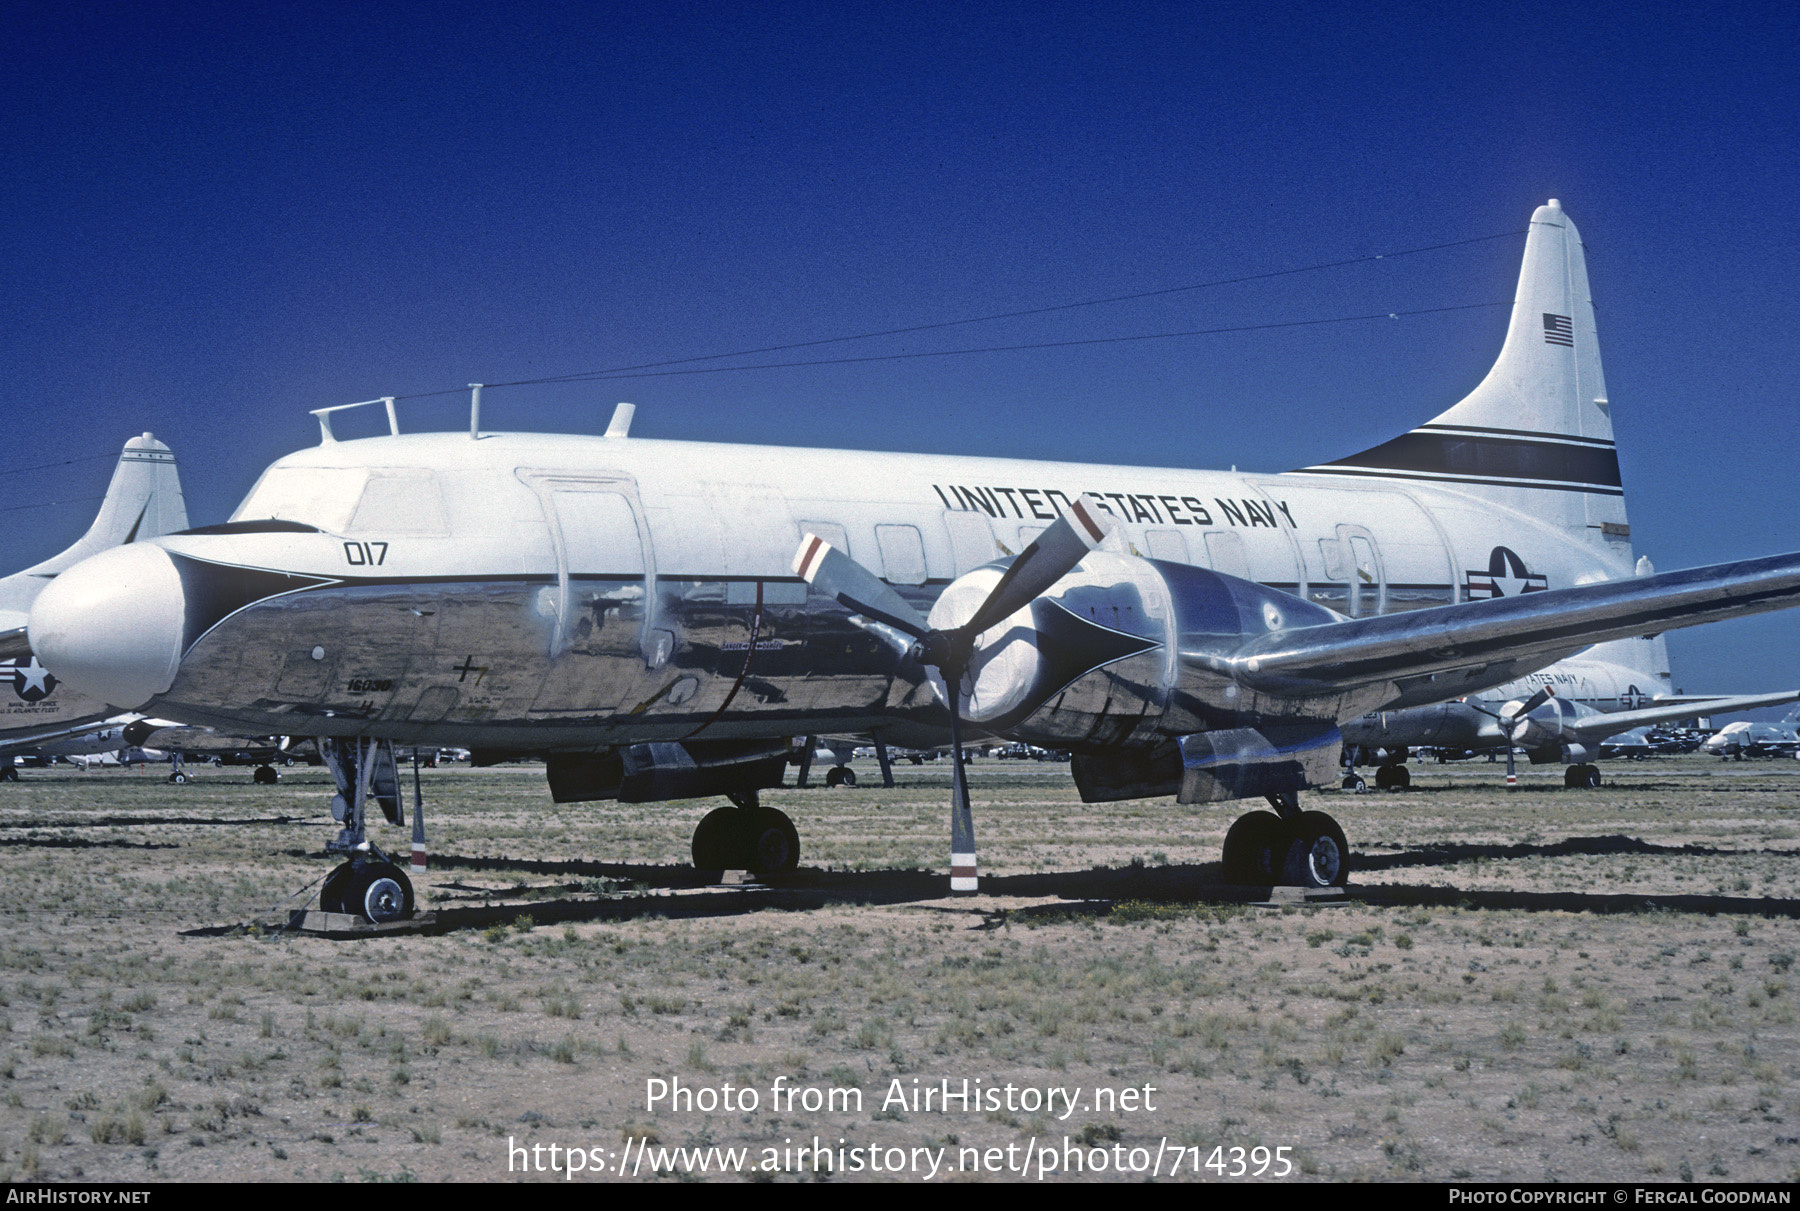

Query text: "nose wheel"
[321, 858, 415, 924]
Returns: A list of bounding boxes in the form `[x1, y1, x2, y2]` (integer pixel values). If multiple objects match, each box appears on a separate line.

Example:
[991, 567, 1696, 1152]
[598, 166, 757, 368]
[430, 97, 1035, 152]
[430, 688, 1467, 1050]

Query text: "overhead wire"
[552, 302, 1511, 381]
[0, 453, 118, 479]
[385, 227, 1527, 401]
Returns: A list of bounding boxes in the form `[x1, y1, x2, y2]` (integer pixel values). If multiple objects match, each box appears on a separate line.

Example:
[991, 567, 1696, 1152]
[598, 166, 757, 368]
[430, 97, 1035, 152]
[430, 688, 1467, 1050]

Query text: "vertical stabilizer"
[0, 434, 188, 620]
[1301, 200, 1628, 554]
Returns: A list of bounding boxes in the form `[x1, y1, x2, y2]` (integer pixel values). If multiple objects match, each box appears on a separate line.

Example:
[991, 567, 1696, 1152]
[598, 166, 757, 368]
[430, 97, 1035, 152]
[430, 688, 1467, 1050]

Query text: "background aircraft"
[23, 201, 1800, 922]
[1340, 637, 1800, 788]
[0, 435, 188, 779]
[1700, 712, 1800, 759]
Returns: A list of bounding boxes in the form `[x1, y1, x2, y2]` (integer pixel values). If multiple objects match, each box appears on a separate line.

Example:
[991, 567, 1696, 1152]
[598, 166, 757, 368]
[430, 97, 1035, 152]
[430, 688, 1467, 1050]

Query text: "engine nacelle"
[930, 553, 1351, 802]
[1506, 693, 1583, 749]
[933, 552, 1347, 749]
[546, 739, 791, 804]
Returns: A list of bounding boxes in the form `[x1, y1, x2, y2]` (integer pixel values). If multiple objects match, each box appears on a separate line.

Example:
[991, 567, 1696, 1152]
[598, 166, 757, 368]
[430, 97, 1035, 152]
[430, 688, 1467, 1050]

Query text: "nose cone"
[29, 544, 185, 708]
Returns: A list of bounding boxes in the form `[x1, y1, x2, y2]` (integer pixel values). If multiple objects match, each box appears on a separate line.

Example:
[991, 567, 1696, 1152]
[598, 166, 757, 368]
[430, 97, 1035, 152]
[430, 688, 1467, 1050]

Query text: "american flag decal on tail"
[1543, 313, 1574, 346]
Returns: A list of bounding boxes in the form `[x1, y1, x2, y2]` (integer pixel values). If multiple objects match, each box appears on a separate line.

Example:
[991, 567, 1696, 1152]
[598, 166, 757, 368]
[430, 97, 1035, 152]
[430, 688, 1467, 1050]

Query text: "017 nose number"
[343, 541, 389, 566]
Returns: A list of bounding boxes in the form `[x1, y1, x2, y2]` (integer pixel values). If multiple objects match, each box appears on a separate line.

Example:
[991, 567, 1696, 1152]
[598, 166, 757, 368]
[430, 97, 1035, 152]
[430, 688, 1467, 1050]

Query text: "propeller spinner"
[793, 494, 1114, 892]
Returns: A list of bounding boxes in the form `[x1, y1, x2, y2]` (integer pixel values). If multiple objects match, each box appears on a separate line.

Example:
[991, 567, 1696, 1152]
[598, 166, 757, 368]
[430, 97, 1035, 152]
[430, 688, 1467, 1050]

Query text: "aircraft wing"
[1564, 689, 1800, 743]
[1232, 551, 1800, 699]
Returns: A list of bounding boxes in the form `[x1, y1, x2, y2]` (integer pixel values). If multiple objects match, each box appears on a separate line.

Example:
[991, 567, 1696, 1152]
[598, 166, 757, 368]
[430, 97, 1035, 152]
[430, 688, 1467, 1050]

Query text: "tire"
[742, 806, 800, 875]
[1221, 811, 1286, 884]
[0, 767, 17, 782]
[319, 862, 356, 914]
[691, 806, 741, 870]
[1279, 811, 1351, 888]
[1341, 774, 1366, 793]
[168, 771, 188, 785]
[1374, 764, 1409, 790]
[345, 862, 414, 924]
[838, 767, 856, 788]
[253, 765, 279, 785]
[823, 767, 843, 788]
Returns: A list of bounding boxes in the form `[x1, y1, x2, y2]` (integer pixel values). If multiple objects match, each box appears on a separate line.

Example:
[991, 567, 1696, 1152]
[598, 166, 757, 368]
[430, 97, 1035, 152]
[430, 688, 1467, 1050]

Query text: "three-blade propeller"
[793, 494, 1114, 892]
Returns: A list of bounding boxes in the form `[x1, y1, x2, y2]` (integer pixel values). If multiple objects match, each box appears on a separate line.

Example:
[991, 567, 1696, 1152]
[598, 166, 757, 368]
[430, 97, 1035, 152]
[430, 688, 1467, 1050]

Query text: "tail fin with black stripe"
[1301, 199, 1627, 554]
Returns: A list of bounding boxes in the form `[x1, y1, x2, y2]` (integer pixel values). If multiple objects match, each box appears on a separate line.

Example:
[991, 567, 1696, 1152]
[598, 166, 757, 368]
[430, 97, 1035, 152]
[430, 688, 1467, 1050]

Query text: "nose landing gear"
[320, 858, 416, 924]
[316, 738, 422, 925]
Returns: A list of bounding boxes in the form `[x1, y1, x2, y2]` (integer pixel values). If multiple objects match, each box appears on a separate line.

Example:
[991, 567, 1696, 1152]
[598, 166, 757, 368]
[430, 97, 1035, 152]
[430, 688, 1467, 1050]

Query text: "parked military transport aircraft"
[0, 434, 188, 778]
[20, 200, 1800, 923]
[1341, 636, 1800, 788]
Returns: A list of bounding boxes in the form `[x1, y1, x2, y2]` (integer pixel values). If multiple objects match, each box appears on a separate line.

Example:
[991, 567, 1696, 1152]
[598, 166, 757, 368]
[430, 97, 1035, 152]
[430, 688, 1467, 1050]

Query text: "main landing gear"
[823, 765, 857, 788]
[1563, 763, 1602, 789]
[691, 791, 800, 875]
[1220, 792, 1351, 889]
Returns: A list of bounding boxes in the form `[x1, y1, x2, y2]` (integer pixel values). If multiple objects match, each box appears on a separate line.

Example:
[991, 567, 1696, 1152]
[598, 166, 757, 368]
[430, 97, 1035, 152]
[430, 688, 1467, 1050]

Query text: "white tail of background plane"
[0, 433, 189, 624]
[1303, 199, 1626, 554]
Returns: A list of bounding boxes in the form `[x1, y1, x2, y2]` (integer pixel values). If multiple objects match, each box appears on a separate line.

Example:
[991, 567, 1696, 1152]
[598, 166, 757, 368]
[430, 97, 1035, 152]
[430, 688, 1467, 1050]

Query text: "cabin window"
[796, 521, 851, 560]
[1145, 530, 1187, 562]
[1203, 530, 1250, 579]
[875, 524, 927, 585]
[942, 511, 998, 575]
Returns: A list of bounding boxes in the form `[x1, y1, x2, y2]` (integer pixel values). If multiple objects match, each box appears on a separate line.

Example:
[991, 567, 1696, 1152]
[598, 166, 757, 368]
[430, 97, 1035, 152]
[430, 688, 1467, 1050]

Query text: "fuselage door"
[1339, 524, 1386, 617]
[518, 472, 655, 661]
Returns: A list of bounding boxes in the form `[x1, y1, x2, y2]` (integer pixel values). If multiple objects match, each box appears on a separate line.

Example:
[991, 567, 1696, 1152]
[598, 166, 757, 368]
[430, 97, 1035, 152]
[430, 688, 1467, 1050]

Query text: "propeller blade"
[793, 533, 931, 640]
[948, 702, 978, 894]
[1505, 686, 1555, 744]
[1508, 686, 1553, 720]
[957, 494, 1114, 639]
[1504, 741, 1517, 786]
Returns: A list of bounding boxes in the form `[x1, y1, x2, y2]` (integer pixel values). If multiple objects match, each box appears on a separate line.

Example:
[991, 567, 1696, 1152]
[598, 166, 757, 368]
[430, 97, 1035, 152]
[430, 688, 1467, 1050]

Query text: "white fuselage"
[50, 427, 1639, 751]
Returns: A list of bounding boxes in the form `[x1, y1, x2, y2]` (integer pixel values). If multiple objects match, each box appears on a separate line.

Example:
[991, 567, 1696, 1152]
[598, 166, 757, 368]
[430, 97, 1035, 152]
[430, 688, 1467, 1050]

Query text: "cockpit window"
[230, 467, 371, 532]
[348, 471, 448, 535]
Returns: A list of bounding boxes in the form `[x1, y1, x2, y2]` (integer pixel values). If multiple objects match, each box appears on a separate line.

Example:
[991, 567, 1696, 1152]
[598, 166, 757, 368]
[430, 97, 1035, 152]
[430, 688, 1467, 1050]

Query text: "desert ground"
[0, 752, 1795, 1183]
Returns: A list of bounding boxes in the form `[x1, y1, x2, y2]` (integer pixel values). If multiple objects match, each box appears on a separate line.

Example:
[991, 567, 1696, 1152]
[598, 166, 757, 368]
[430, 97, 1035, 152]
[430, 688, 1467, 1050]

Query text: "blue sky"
[3, 1, 1797, 695]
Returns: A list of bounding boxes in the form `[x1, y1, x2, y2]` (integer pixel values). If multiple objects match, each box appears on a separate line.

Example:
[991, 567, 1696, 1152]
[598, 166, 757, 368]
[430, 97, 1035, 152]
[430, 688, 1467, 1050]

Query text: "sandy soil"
[0, 754, 1796, 1183]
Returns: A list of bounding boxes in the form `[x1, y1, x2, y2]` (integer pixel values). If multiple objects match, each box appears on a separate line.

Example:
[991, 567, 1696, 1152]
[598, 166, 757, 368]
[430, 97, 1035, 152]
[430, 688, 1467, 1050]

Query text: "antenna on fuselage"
[469, 383, 483, 439]
[605, 402, 635, 438]
[310, 397, 400, 444]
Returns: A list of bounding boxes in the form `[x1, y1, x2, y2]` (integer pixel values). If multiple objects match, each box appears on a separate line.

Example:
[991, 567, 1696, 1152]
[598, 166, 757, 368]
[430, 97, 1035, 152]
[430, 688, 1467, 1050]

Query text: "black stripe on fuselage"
[1316, 431, 1622, 489]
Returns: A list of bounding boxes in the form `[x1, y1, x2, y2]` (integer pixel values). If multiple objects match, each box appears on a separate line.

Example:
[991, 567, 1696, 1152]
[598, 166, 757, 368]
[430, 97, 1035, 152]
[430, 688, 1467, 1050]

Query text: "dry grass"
[0, 754, 1796, 1181]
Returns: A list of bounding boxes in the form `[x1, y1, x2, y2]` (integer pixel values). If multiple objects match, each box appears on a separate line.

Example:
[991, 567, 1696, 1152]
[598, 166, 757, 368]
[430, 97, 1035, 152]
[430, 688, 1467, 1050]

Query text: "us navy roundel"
[1465, 546, 1548, 599]
[5, 657, 57, 703]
